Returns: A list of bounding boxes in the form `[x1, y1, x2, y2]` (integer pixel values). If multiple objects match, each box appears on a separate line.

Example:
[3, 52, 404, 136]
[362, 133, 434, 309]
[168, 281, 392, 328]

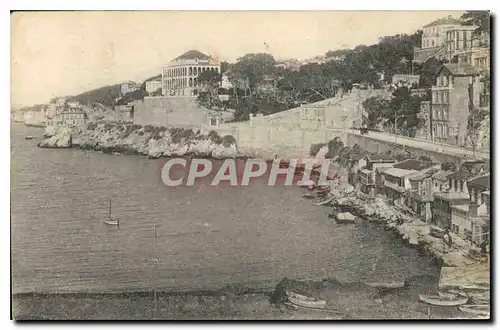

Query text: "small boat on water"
[313, 196, 334, 206]
[429, 226, 445, 238]
[419, 294, 468, 306]
[103, 199, 119, 227]
[286, 290, 327, 309]
[24, 136, 36, 140]
[333, 211, 357, 224]
[458, 305, 490, 316]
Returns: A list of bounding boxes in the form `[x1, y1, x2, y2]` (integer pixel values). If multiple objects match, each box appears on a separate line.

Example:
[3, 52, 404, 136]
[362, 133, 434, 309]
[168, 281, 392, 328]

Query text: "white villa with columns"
[161, 50, 221, 96]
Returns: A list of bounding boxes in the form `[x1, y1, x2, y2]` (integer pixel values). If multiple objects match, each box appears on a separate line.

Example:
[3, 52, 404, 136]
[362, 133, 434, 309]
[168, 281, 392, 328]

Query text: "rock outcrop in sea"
[38, 126, 73, 148]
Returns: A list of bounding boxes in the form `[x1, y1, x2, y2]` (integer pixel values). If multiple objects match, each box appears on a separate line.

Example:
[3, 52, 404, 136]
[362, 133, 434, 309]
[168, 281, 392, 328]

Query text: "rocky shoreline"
[38, 122, 243, 160]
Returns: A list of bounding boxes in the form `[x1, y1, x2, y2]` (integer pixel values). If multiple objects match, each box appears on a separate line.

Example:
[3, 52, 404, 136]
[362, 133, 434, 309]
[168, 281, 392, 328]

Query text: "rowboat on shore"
[419, 294, 468, 306]
[24, 136, 36, 140]
[458, 305, 490, 316]
[429, 226, 445, 238]
[364, 282, 405, 289]
[438, 291, 459, 300]
[286, 290, 327, 309]
[332, 212, 357, 224]
[313, 196, 334, 206]
[302, 193, 316, 199]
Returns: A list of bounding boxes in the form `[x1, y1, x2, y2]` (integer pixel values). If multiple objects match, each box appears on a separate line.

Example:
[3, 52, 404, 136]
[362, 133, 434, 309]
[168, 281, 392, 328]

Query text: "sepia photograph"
[10, 10, 491, 320]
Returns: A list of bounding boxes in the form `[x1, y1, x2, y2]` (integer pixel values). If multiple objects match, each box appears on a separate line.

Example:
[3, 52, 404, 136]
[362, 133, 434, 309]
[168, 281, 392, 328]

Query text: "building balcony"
[432, 85, 453, 91]
[384, 181, 406, 193]
[406, 189, 434, 203]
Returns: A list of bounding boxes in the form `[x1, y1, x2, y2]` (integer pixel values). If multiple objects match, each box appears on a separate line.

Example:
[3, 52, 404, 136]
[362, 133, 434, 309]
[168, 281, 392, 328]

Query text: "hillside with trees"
[197, 30, 424, 122]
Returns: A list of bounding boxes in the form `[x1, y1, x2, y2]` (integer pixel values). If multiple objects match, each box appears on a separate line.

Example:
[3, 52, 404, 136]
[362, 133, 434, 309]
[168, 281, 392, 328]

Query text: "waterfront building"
[431, 63, 481, 145]
[432, 192, 470, 230]
[161, 50, 221, 97]
[405, 167, 441, 221]
[358, 154, 397, 197]
[450, 174, 490, 243]
[382, 158, 438, 208]
[145, 80, 162, 95]
[383, 167, 415, 207]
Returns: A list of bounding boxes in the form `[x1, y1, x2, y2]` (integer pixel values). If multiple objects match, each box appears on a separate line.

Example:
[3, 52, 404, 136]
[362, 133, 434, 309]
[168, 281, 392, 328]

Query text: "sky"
[11, 10, 462, 107]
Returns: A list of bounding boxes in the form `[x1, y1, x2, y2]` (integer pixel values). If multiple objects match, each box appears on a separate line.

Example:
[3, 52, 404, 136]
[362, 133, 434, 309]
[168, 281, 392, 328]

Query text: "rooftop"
[393, 159, 434, 171]
[432, 170, 455, 181]
[423, 16, 464, 28]
[365, 154, 397, 163]
[173, 50, 211, 62]
[434, 192, 470, 202]
[413, 46, 445, 63]
[437, 63, 480, 77]
[408, 168, 440, 181]
[467, 174, 490, 189]
[449, 162, 487, 180]
[384, 167, 417, 178]
[451, 204, 469, 213]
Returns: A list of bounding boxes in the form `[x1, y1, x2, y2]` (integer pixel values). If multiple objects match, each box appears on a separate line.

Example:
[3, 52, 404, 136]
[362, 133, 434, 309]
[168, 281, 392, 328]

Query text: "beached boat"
[302, 193, 316, 199]
[364, 282, 405, 289]
[286, 290, 327, 309]
[313, 195, 334, 206]
[429, 226, 445, 238]
[458, 305, 490, 316]
[438, 291, 458, 300]
[419, 294, 468, 306]
[333, 212, 357, 224]
[24, 136, 36, 140]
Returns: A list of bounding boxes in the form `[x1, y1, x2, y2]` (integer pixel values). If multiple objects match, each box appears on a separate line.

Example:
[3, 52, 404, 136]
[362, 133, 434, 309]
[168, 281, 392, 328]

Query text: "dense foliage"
[362, 86, 430, 137]
[197, 31, 424, 121]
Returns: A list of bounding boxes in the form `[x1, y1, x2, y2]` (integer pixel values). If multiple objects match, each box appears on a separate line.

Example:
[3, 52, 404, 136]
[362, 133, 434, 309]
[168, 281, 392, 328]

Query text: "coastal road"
[334, 128, 490, 161]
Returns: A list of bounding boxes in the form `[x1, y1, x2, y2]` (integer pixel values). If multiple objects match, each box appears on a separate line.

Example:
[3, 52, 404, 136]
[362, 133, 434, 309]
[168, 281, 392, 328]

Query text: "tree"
[362, 96, 392, 129]
[416, 57, 444, 87]
[228, 53, 276, 91]
[196, 70, 223, 109]
[466, 106, 489, 152]
[461, 11, 490, 35]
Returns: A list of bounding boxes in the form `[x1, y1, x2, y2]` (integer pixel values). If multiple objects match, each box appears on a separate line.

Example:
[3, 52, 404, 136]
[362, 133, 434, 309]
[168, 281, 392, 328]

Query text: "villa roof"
[423, 16, 464, 28]
[173, 50, 211, 61]
[437, 63, 480, 77]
